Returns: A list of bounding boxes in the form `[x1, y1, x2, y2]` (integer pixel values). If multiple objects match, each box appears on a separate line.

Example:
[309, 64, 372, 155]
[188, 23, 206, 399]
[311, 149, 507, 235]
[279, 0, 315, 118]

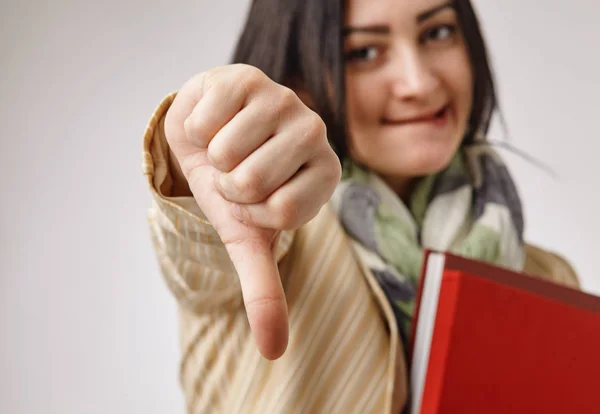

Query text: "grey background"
[1, 0, 598, 412]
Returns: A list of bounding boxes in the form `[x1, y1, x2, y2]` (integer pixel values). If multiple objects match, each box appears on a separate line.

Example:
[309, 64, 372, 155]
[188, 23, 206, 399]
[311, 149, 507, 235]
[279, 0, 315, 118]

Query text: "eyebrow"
[342, 25, 389, 36]
[343, 1, 456, 36]
[417, 1, 455, 23]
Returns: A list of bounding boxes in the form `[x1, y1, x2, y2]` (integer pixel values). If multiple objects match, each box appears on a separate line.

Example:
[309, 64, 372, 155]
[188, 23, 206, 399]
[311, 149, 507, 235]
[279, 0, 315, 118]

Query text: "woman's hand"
[164, 64, 341, 360]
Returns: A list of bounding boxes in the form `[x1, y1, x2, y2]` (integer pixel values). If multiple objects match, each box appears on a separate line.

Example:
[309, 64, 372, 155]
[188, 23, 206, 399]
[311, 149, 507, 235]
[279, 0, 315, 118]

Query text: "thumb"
[224, 232, 289, 360]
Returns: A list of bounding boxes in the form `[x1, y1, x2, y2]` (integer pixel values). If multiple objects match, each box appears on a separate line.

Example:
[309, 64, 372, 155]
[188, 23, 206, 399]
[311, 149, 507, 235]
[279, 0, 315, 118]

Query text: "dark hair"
[231, 0, 498, 160]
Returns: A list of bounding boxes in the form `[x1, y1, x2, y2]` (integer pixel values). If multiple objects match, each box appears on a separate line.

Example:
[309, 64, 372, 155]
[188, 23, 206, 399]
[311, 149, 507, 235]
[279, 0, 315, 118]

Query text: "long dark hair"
[231, 0, 497, 160]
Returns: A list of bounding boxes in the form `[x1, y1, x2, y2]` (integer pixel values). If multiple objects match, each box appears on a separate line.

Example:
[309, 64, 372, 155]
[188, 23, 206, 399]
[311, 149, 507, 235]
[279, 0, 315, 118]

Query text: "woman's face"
[344, 0, 473, 194]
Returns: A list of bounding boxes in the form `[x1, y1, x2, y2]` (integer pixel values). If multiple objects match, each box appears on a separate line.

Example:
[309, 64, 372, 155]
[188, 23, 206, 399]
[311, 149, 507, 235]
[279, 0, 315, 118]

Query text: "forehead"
[345, 0, 448, 24]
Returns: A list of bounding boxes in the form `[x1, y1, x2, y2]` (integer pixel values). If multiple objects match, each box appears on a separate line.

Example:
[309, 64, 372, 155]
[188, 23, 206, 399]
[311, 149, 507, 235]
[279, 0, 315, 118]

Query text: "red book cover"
[409, 251, 600, 414]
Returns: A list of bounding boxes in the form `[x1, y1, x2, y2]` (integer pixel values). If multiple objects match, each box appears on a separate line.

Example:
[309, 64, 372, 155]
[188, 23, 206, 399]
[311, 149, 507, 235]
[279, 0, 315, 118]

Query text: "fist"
[164, 64, 341, 359]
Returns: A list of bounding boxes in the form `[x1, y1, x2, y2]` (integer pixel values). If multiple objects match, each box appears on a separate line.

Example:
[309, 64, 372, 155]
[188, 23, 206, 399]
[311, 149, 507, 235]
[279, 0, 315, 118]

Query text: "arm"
[148, 65, 340, 360]
[142, 92, 294, 314]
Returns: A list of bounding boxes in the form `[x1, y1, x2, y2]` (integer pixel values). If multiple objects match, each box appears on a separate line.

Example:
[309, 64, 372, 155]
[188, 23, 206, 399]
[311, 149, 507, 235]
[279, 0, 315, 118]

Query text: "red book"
[408, 251, 600, 414]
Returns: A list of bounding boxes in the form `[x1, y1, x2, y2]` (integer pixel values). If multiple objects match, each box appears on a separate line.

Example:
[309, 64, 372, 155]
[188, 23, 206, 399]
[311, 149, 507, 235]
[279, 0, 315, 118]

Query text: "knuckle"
[183, 113, 213, 147]
[180, 72, 206, 96]
[273, 195, 301, 229]
[183, 115, 201, 139]
[325, 167, 342, 195]
[244, 293, 285, 315]
[207, 142, 236, 172]
[310, 113, 328, 139]
[326, 152, 343, 184]
[192, 71, 208, 87]
[221, 233, 268, 256]
[203, 68, 235, 98]
[245, 64, 265, 78]
[200, 69, 219, 93]
[234, 170, 267, 202]
[242, 66, 266, 93]
[203, 67, 222, 84]
[270, 86, 298, 128]
[278, 87, 298, 110]
[298, 113, 327, 150]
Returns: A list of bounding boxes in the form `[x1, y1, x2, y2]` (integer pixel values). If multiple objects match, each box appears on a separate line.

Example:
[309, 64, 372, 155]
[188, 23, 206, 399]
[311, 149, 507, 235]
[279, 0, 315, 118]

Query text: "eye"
[421, 24, 457, 44]
[344, 45, 380, 62]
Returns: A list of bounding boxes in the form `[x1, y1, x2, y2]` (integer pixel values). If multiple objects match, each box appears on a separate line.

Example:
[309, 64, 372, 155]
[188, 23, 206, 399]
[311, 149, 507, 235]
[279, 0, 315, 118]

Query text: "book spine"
[420, 270, 463, 414]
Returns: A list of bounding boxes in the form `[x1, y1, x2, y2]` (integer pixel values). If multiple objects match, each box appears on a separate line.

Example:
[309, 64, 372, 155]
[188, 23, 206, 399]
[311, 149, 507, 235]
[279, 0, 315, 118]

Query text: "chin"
[409, 151, 456, 176]
[372, 143, 459, 178]
[350, 125, 465, 178]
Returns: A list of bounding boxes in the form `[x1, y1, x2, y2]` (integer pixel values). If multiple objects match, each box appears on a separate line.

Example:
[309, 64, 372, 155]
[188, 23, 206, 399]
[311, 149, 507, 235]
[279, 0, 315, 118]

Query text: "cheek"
[345, 74, 385, 146]
[441, 48, 474, 117]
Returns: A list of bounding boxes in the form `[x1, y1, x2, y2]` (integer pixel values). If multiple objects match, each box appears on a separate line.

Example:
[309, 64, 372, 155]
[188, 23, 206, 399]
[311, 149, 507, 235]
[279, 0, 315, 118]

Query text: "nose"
[389, 46, 439, 100]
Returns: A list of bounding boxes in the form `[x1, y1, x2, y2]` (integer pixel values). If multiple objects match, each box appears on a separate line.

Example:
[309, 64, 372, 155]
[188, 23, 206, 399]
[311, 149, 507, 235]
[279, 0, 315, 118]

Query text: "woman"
[142, 0, 580, 412]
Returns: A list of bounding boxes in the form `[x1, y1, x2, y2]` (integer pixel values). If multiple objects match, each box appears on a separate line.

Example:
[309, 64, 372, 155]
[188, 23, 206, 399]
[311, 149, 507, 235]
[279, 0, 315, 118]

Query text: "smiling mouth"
[381, 105, 450, 125]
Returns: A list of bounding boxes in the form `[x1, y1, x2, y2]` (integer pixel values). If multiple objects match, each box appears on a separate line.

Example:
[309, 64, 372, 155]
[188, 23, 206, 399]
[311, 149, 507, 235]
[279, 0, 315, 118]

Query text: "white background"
[1, 0, 598, 412]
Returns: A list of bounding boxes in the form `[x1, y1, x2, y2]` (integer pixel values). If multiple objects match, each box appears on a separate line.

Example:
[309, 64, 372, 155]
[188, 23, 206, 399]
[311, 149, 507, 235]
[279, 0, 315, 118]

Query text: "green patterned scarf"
[329, 143, 525, 345]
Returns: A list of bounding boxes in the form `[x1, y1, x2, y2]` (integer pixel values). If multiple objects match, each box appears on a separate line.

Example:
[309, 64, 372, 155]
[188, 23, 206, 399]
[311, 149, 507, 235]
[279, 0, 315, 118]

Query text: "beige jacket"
[143, 93, 580, 414]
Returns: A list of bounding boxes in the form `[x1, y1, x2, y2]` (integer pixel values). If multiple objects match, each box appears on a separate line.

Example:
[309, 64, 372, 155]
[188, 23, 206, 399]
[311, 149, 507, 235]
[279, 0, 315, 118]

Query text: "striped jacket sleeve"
[142, 92, 294, 314]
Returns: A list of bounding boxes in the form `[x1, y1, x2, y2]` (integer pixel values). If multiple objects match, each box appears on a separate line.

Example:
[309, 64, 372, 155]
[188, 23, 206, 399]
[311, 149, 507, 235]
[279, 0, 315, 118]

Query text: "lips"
[382, 105, 450, 125]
